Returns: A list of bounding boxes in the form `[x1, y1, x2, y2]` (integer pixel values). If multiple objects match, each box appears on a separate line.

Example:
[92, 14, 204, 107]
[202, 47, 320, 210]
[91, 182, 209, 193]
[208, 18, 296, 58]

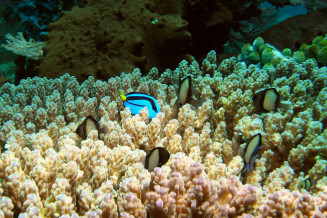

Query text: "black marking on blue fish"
[125, 100, 147, 108]
[126, 92, 159, 113]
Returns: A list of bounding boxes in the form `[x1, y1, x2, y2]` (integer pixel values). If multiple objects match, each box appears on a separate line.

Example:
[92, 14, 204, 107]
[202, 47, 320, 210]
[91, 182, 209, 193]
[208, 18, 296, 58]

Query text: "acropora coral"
[0, 49, 327, 216]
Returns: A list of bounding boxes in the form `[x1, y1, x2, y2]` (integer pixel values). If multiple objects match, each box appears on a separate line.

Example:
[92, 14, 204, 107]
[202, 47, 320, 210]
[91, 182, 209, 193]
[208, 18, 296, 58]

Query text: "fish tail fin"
[120, 90, 127, 101]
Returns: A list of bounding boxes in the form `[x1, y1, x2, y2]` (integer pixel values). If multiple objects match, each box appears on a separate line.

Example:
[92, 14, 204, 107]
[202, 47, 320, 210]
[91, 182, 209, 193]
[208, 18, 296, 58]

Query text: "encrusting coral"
[0, 48, 327, 216]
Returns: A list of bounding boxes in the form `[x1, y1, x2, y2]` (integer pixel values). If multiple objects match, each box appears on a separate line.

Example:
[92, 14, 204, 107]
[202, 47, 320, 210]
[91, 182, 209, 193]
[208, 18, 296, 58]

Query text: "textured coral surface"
[37, 0, 192, 82]
[0, 51, 327, 216]
[35, 0, 276, 83]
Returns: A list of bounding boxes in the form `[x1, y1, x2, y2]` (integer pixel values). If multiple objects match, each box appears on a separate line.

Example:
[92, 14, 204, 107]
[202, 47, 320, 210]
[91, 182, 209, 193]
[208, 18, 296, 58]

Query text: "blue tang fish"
[120, 91, 160, 119]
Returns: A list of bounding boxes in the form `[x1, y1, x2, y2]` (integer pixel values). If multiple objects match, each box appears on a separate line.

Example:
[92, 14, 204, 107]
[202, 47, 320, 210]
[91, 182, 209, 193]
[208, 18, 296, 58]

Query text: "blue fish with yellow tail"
[120, 91, 160, 119]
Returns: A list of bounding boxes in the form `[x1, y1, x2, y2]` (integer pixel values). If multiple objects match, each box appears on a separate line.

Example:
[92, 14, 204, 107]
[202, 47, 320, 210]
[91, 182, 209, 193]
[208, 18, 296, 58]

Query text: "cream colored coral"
[204, 152, 227, 181]
[309, 159, 327, 192]
[246, 150, 274, 187]
[0, 50, 327, 216]
[121, 110, 148, 149]
[0, 196, 14, 217]
[257, 189, 323, 217]
[182, 127, 199, 155]
[195, 100, 213, 129]
[234, 115, 263, 138]
[161, 119, 182, 154]
[263, 162, 294, 193]
[147, 117, 161, 149]
[178, 104, 197, 133]
[199, 122, 211, 157]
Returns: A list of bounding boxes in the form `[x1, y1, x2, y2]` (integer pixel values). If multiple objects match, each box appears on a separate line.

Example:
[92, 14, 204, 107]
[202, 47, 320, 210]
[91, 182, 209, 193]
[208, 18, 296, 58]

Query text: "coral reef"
[36, 0, 307, 83]
[0, 49, 327, 216]
[37, 0, 193, 82]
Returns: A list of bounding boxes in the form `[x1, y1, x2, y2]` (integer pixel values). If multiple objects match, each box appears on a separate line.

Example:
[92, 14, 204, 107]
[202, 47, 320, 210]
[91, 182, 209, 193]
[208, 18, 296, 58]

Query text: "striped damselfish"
[298, 177, 311, 191]
[252, 88, 292, 112]
[144, 147, 170, 172]
[120, 91, 160, 119]
[76, 115, 109, 140]
[175, 75, 204, 108]
[253, 88, 280, 112]
[244, 133, 263, 171]
[237, 133, 264, 182]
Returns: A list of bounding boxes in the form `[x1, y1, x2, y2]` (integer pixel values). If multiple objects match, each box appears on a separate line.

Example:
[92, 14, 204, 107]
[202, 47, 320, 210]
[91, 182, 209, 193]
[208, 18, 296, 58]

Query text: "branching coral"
[0, 49, 326, 216]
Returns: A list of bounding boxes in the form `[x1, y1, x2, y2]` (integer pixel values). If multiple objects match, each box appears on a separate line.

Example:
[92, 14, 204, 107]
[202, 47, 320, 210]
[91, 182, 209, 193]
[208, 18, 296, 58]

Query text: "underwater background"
[0, 0, 327, 217]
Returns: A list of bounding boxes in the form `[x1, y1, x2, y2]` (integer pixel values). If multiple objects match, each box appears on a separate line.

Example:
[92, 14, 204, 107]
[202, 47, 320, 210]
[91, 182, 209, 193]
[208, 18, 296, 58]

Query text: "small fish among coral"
[144, 147, 170, 172]
[298, 177, 311, 191]
[237, 133, 264, 182]
[75, 115, 108, 140]
[175, 76, 203, 107]
[244, 133, 263, 172]
[253, 88, 291, 112]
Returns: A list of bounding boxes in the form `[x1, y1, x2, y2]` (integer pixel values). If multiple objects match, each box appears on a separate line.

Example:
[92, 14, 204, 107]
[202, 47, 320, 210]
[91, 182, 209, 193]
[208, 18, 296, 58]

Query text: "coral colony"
[1, 50, 327, 217]
[0, 0, 327, 217]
